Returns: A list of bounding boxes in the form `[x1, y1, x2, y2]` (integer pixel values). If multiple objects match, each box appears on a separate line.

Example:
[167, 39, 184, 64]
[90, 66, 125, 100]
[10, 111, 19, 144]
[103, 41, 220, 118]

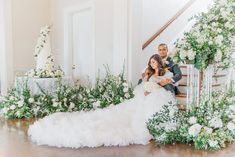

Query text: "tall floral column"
[186, 64, 200, 110]
[186, 64, 214, 110]
[202, 64, 214, 100]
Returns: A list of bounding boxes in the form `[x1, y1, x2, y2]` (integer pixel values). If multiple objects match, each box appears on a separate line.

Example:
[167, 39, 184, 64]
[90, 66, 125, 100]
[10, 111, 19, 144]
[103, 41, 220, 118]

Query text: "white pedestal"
[14, 77, 74, 96]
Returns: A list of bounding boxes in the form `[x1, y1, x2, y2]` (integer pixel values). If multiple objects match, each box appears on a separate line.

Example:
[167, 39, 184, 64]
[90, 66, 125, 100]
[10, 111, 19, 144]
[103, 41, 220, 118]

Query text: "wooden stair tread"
[178, 83, 221, 87]
[176, 94, 186, 98]
[181, 74, 226, 78]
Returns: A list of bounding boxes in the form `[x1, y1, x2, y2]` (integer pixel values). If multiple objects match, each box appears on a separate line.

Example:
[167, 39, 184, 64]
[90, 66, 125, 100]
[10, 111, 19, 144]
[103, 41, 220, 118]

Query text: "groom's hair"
[158, 43, 168, 51]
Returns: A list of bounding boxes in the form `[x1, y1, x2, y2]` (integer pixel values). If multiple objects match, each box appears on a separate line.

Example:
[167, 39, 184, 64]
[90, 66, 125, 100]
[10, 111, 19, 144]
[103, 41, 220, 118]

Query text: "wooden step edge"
[178, 84, 221, 87]
[181, 74, 226, 78]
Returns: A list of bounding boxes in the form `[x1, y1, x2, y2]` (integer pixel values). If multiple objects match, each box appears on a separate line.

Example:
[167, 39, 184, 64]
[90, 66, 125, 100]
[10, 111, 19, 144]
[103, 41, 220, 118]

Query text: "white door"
[72, 8, 95, 85]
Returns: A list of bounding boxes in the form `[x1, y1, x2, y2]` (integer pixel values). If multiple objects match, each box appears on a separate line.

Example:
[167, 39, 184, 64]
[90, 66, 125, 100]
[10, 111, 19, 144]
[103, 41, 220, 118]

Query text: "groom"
[139, 43, 182, 95]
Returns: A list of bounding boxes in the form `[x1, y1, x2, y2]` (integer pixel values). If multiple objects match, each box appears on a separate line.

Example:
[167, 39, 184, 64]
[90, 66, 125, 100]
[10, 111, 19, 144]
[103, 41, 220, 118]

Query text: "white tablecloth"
[15, 77, 74, 96]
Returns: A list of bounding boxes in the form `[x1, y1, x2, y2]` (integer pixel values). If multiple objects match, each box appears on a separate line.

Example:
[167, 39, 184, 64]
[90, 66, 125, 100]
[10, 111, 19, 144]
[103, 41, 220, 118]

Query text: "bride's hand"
[144, 91, 150, 96]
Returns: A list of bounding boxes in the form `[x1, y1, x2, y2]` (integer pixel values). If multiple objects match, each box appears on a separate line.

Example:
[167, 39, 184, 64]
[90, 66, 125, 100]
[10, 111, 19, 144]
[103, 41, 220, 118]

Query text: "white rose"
[2, 107, 9, 114]
[17, 100, 24, 107]
[227, 122, 235, 131]
[123, 87, 129, 93]
[215, 35, 224, 45]
[209, 117, 223, 128]
[53, 102, 59, 107]
[124, 93, 130, 99]
[9, 96, 15, 101]
[122, 82, 128, 87]
[179, 50, 187, 60]
[69, 102, 75, 109]
[214, 50, 223, 62]
[93, 101, 100, 109]
[208, 140, 218, 148]
[10, 105, 16, 110]
[219, 0, 227, 6]
[204, 127, 213, 134]
[217, 28, 222, 33]
[28, 98, 34, 103]
[63, 98, 67, 102]
[225, 22, 234, 29]
[188, 123, 202, 137]
[230, 105, 235, 112]
[188, 116, 197, 125]
[169, 109, 175, 118]
[187, 49, 196, 60]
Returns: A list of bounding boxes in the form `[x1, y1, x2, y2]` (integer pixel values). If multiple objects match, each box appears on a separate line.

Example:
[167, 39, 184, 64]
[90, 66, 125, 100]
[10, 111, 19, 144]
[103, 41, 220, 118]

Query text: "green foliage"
[147, 90, 235, 151]
[0, 69, 134, 119]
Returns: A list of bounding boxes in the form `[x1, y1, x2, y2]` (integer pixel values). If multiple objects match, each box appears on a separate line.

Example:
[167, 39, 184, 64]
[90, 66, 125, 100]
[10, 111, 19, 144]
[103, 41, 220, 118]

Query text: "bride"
[28, 54, 176, 148]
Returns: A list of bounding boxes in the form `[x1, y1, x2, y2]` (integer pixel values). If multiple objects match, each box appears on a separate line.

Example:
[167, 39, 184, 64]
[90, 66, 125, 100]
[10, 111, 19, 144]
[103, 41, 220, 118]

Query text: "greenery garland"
[0, 69, 134, 119]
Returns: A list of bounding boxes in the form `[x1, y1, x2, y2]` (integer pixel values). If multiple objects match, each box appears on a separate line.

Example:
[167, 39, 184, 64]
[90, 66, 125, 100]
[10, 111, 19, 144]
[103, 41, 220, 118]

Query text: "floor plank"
[0, 118, 235, 157]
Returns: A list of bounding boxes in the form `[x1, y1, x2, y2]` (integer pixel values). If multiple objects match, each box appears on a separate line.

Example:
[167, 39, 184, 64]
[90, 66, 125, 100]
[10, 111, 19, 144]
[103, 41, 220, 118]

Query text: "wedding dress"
[28, 72, 176, 148]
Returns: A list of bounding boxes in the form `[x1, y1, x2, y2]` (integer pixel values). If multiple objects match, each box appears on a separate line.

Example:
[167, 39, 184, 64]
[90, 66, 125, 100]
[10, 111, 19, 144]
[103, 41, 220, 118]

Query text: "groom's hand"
[159, 79, 172, 86]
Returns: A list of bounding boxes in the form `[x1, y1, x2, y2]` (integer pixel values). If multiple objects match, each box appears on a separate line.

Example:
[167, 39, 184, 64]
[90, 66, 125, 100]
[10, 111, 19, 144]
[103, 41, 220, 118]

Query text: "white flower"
[208, 140, 218, 148]
[219, 0, 227, 6]
[209, 117, 223, 128]
[187, 49, 196, 60]
[63, 98, 67, 102]
[93, 101, 100, 109]
[28, 98, 34, 103]
[229, 105, 235, 112]
[188, 123, 202, 137]
[169, 109, 175, 118]
[9, 96, 15, 101]
[165, 61, 169, 65]
[227, 122, 235, 131]
[52, 102, 59, 107]
[204, 127, 213, 134]
[69, 102, 75, 109]
[17, 100, 24, 107]
[188, 116, 197, 125]
[225, 22, 234, 29]
[2, 107, 9, 114]
[124, 93, 130, 99]
[215, 35, 224, 45]
[123, 87, 129, 93]
[122, 82, 128, 87]
[179, 50, 187, 60]
[10, 105, 16, 110]
[214, 50, 223, 62]
[165, 122, 177, 132]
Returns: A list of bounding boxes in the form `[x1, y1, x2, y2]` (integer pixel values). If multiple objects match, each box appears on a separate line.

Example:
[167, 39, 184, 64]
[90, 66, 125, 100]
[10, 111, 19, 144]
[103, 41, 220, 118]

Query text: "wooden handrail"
[142, 0, 196, 50]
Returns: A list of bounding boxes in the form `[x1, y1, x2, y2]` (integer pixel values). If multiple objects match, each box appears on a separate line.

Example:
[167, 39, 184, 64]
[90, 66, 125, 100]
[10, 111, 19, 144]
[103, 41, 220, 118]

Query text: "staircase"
[176, 65, 228, 110]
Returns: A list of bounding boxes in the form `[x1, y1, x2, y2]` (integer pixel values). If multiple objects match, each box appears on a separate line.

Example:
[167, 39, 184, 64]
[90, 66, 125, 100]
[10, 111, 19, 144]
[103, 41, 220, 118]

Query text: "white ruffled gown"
[28, 73, 176, 148]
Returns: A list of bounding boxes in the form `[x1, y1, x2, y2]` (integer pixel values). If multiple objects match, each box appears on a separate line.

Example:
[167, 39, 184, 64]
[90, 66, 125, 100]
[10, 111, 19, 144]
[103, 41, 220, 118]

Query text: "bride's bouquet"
[144, 82, 161, 93]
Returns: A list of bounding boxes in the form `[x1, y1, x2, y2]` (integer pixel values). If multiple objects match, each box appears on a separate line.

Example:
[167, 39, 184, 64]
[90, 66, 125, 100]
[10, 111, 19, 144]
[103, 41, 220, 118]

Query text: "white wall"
[50, 0, 114, 80]
[11, 0, 51, 76]
[142, 0, 189, 43]
[0, 0, 14, 94]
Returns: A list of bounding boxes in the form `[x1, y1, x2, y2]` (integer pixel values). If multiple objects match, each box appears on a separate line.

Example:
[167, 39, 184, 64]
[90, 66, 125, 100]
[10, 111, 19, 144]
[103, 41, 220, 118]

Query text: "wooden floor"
[0, 118, 235, 157]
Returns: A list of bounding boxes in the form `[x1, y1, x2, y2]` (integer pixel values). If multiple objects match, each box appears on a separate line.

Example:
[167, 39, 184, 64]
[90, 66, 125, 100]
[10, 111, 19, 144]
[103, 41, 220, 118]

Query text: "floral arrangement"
[91, 66, 134, 108]
[0, 70, 134, 119]
[34, 25, 51, 58]
[25, 55, 64, 78]
[147, 90, 235, 150]
[173, 0, 235, 70]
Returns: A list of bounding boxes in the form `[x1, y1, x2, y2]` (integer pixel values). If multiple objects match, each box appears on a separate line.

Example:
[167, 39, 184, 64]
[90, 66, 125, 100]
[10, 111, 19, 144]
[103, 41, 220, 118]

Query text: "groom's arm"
[170, 64, 182, 83]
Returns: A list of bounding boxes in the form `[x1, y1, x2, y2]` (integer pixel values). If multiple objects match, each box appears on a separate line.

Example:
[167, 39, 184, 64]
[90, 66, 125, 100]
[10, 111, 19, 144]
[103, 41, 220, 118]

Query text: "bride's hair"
[147, 54, 165, 79]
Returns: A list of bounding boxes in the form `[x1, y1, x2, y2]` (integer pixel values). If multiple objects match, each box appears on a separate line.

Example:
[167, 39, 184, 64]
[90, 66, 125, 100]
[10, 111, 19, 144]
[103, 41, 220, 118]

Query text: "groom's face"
[158, 45, 168, 59]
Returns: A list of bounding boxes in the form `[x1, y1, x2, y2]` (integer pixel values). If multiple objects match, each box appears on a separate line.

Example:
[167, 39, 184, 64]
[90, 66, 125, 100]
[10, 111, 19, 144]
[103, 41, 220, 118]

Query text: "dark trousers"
[163, 84, 175, 95]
